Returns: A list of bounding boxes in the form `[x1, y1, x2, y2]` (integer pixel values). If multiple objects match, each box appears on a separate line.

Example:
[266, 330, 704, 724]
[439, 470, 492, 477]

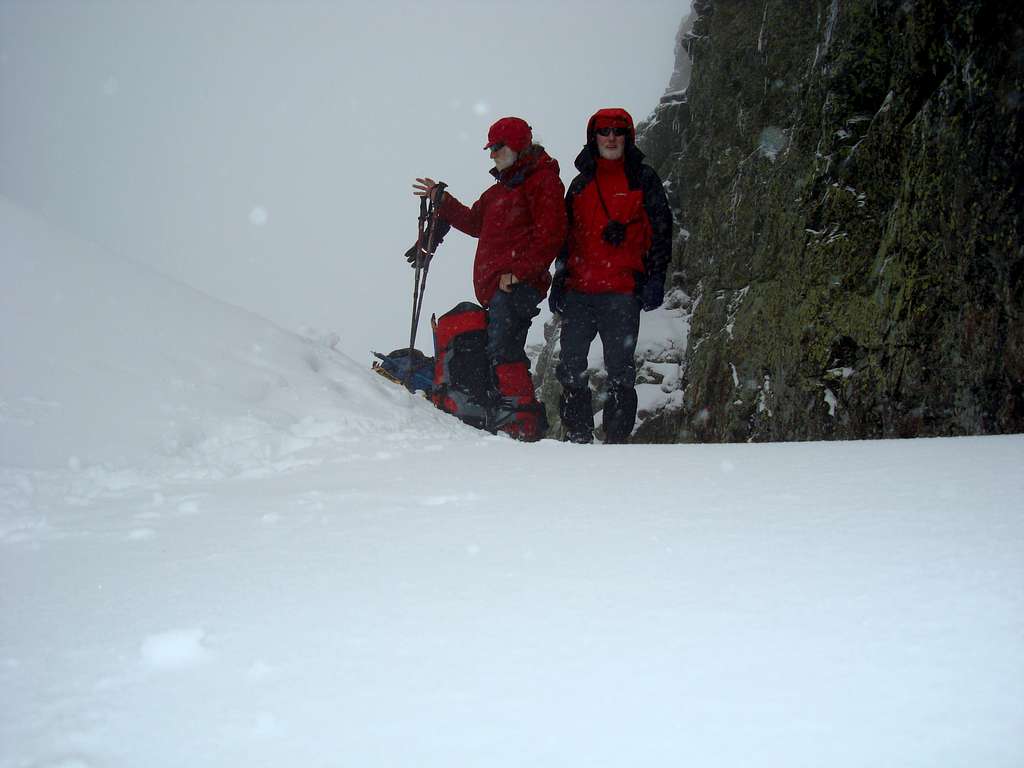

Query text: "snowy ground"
[3, 199, 1024, 767]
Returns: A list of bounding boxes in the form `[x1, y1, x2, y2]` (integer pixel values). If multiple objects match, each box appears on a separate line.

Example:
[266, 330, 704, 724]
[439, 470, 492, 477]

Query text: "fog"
[1, 0, 687, 359]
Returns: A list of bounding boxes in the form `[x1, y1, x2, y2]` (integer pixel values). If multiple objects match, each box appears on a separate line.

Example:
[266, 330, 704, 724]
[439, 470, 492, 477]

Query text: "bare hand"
[412, 177, 444, 204]
[498, 273, 520, 292]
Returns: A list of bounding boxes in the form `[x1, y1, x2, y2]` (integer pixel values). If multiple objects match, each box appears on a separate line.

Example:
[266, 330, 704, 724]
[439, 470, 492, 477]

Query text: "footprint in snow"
[251, 712, 280, 737]
[28, 758, 94, 768]
[246, 660, 276, 683]
[421, 492, 480, 507]
[140, 628, 211, 670]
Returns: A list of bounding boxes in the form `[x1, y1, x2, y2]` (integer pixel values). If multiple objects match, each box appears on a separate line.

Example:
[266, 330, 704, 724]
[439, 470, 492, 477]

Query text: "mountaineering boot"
[559, 385, 594, 444]
[603, 386, 638, 444]
[491, 361, 545, 442]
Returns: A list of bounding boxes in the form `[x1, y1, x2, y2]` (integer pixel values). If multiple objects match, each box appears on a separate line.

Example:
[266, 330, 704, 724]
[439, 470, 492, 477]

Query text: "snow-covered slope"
[0, 198, 461, 473]
[2, 199, 1023, 767]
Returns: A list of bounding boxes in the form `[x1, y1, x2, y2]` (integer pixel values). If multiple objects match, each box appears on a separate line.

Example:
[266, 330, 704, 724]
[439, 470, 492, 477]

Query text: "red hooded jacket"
[560, 108, 673, 295]
[439, 147, 567, 306]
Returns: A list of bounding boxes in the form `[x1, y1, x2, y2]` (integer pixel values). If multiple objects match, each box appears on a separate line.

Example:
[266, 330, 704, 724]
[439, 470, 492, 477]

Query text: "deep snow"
[2, 199, 1023, 767]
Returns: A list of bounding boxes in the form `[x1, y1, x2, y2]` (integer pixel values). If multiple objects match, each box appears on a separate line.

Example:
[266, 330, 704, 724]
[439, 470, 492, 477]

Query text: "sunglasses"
[595, 127, 628, 137]
[486, 142, 505, 152]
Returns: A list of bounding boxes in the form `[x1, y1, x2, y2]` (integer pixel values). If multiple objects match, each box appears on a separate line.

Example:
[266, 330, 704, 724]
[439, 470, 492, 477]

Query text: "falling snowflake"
[249, 207, 268, 226]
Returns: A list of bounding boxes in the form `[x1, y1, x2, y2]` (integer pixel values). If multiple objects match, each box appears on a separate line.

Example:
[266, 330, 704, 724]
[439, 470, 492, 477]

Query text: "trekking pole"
[406, 196, 429, 387]
[406, 182, 446, 388]
[411, 184, 446, 344]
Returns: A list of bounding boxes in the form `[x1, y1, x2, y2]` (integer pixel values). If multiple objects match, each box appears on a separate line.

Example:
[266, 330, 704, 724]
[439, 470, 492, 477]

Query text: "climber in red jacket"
[412, 116, 567, 441]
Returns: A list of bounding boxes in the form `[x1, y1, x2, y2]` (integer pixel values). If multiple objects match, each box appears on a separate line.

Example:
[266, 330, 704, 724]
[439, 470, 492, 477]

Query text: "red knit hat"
[484, 117, 533, 152]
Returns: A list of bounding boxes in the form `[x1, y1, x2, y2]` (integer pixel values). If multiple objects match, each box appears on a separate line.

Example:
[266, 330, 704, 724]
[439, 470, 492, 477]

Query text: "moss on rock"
[666, 0, 1023, 441]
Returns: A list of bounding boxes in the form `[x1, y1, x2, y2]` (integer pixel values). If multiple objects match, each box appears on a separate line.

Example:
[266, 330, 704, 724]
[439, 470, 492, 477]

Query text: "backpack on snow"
[430, 302, 492, 430]
[372, 347, 435, 393]
[431, 302, 548, 440]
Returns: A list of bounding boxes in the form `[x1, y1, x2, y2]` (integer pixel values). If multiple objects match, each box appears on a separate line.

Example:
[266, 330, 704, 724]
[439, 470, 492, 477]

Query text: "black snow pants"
[486, 283, 541, 365]
[555, 291, 640, 444]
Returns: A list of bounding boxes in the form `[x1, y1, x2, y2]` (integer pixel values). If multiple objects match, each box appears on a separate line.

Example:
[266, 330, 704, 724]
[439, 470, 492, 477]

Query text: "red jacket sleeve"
[439, 192, 485, 238]
[518, 170, 567, 281]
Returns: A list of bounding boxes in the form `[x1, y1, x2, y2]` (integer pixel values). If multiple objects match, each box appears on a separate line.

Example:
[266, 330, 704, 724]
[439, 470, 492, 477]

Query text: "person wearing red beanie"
[549, 108, 674, 444]
[411, 117, 567, 441]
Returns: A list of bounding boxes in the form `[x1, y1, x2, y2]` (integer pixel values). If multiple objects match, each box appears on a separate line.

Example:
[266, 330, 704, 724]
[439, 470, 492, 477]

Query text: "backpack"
[372, 347, 434, 393]
[431, 302, 548, 440]
[431, 302, 492, 430]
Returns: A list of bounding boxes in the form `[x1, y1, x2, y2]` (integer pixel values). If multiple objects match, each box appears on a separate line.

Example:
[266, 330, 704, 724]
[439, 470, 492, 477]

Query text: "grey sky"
[1, 0, 688, 359]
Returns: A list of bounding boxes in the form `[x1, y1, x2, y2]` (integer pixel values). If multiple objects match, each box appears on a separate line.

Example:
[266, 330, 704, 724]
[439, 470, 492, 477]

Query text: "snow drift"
[2, 198, 1023, 768]
[0, 198, 460, 474]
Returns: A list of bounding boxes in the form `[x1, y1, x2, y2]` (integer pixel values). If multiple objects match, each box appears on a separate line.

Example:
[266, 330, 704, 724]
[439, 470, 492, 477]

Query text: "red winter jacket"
[439, 147, 567, 306]
[566, 156, 652, 294]
[560, 108, 673, 296]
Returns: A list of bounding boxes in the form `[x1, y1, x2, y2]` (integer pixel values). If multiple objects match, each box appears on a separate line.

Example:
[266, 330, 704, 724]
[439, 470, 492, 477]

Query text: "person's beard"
[597, 143, 624, 160]
[493, 146, 519, 171]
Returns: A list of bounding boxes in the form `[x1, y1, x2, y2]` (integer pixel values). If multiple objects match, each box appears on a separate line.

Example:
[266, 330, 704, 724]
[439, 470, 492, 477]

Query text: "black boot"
[603, 386, 638, 444]
[559, 386, 594, 444]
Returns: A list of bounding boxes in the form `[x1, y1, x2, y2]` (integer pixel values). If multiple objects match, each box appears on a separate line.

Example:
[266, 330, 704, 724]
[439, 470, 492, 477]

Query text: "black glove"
[405, 219, 451, 268]
[639, 272, 665, 311]
[405, 243, 426, 268]
[548, 275, 566, 315]
[548, 255, 569, 314]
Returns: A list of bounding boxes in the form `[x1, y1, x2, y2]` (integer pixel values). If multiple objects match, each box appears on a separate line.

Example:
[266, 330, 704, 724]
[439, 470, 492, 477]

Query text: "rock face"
[635, 0, 1023, 442]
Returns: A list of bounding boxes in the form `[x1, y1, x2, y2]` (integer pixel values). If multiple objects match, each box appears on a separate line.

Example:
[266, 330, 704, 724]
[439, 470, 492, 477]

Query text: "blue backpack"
[372, 348, 434, 393]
